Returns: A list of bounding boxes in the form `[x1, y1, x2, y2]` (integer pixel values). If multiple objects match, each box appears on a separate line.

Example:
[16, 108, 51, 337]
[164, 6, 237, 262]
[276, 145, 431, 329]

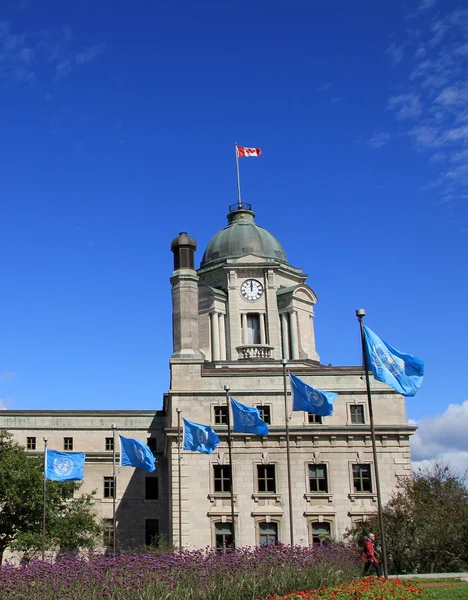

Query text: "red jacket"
[362, 538, 379, 564]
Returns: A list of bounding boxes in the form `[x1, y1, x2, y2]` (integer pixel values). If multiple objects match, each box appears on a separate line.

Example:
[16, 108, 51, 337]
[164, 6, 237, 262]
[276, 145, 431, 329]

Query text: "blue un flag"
[119, 435, 157, 472]
[183, 419, 220, 454]
[45, 449, 85, 481]
[364, 326, 424, 397]
[290, 373, 336, 417]
[231, 398, 269, 436]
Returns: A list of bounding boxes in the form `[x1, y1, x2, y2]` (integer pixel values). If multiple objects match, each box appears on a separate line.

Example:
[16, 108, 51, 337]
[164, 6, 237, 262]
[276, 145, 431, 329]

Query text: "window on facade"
[256, 405, 271, 424]
[103, 519, 114, 549]
[105, 437, 114, 451]
[257, 464, 276, 493]
[104, 476, 115, 499]
[247, 314, 260, 344]
[215, 522, 233, 550]
[63, 437, 73, 451]
[309, 464, 328, 493]
[145, 519, 159, 546]
[145, 477, 159, 500]
[353, 464, 372, 493]
[26, 436, 36, 450]
[214, 405, 228, 425]
[350, 405, 365, 424]
[147, 437, 157, 454]
[312, 522, 331, 545]
[259, 522, 278, 546]
[308, 413, 323, 424]
[213, 465, 231, 492]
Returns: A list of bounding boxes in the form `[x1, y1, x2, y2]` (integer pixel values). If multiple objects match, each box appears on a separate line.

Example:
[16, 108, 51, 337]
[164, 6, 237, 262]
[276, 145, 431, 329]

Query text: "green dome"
[200, 207, 288, 268]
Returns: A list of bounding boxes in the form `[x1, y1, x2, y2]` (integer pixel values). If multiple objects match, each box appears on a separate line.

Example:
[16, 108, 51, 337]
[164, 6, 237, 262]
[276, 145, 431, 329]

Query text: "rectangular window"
[247, 314, 260, 344]
[350, 405, 365, 424]
[214, 405, 228, 425]
[145, 519, 159, 546]
[309, 464, 328, 493]
[145, 477, 159, 500]
[103, 519, 114, 549]
[312, 522, 331, 545]
[105, 437, 114, 451]
[213, 465, 231, 492]
[104, 476, 115, 499]
[308, 413, 323, 424]
[147, 437, 157, 454]
[27, 436, 36, 450]
[259, 522, 278, 546]
[215, 522, 233, 550]
[353, 464, 372, 493]
[257, 464, 276, 493]
[63, 437, 73, 451]
[256, 405, 271, 424]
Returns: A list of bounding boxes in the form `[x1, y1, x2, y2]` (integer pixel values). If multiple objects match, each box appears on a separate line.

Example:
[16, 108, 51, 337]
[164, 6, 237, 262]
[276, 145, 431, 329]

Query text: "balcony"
[236, 344, 274, 360]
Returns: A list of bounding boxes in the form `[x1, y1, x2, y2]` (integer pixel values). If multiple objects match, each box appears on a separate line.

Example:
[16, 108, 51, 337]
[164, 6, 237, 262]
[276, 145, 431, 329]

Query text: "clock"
[241, 278, 264, 301]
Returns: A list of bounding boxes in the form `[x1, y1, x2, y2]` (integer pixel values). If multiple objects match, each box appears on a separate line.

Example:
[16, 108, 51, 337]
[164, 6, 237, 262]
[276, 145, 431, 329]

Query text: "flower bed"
[0, 544, 362, 600]
[266, 577, 423, 599]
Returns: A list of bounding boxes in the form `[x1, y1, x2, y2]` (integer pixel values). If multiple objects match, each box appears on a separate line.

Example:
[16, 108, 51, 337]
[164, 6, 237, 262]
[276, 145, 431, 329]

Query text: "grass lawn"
[422, 584, 468, 599]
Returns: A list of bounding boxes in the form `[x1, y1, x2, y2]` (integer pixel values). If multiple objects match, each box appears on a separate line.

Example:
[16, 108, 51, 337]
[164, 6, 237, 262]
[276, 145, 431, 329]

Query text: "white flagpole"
[176, 408, 182, 553]
[42, 437, 48, 561]
[112, 424, 117, 558]
[234, 143, 242, 209]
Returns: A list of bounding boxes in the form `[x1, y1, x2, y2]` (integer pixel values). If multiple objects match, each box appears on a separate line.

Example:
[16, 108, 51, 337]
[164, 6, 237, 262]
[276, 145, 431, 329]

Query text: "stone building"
[0, 202, 415, 553]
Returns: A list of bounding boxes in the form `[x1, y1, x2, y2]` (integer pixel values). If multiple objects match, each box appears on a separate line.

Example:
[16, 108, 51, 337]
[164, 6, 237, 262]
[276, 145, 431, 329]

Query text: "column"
[219, 313, 227, 361]
[281, 313, 290, 360]
[259, 313, 266, 344]
[241, 313, 247, 344]
[290, 310, 299, 360]
[211, 311, 220, 361]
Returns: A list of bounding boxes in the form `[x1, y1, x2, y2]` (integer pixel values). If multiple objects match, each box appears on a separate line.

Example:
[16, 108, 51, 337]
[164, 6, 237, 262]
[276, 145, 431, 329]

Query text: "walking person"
[362, 532, 383, 577]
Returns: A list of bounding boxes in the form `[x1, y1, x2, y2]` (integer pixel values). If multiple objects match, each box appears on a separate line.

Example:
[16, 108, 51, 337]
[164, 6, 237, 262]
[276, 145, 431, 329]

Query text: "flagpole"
[234, 143, 242, 209]
[281, 360, 294, 545]
[42, 437, 48, 561]
[224, 385, 236, 548]
[112, 423, 117, 558]
[356, 309, 388, 578]
[176, 408, 183, 554]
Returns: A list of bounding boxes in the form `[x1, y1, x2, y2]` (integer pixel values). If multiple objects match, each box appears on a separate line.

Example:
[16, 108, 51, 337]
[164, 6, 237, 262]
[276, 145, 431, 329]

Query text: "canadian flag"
[237, 146, 262, 158]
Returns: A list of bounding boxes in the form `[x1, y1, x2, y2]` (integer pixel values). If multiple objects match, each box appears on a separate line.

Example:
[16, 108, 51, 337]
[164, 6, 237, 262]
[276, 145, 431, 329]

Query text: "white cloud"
[418, 0, 436, 10]
[386, 42, 406, 65]
[75, 42, 106, 66]
[367, 132, 391, 148]
[386, 6, 468, 201]
[388, 93, 422, 119]
[0, 372, 17, 381]
[316, 83, 331, 92]
[411, 401, 468, 475]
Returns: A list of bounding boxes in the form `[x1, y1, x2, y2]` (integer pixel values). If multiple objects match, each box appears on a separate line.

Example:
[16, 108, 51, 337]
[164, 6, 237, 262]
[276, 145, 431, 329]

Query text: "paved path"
[389, 573, 468, 582]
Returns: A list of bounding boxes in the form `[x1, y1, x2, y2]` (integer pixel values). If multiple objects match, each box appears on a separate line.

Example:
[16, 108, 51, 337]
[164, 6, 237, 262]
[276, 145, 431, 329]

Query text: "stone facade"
[0, 204, 415, 554]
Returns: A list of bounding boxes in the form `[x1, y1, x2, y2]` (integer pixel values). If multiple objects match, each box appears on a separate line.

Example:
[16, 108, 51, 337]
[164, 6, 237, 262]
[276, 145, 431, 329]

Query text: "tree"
[346, 463, 468, 574]
[0, 431, 102, 563]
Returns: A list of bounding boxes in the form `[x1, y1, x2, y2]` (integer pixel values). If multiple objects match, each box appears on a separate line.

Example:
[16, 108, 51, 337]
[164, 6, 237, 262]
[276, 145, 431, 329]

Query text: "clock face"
[241, 278, 264, 301]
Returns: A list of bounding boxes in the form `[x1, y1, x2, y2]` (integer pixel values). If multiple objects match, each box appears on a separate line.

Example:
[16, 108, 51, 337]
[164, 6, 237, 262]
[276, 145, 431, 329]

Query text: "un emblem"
[196, 428, 208, 445]
[133, 444, 145, 464]
[305, 387, 324, 407]
[373, 344, 404, 377]
[240, 411, 255, 427]
[52, 457, 74, 477]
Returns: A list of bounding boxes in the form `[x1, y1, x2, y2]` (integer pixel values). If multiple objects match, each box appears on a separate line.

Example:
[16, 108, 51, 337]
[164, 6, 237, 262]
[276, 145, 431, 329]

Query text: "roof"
[200, 207, 288, 269]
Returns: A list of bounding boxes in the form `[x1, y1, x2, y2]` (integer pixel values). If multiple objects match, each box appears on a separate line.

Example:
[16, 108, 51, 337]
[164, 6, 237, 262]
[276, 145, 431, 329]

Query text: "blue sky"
[0, 0, 467, 467]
